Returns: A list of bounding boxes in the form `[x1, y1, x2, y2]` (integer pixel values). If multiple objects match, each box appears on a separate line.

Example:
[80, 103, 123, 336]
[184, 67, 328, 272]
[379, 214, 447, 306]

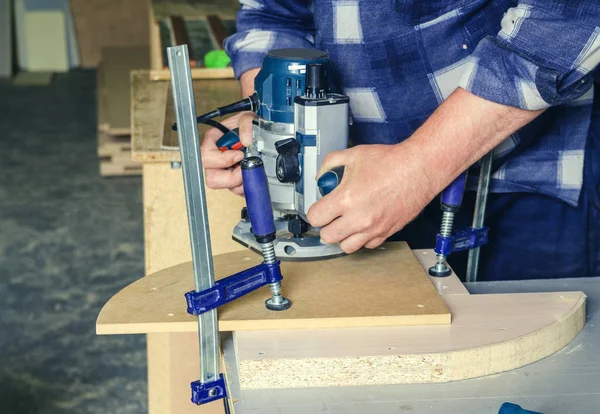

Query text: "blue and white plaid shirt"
[224, 1, 600, 206]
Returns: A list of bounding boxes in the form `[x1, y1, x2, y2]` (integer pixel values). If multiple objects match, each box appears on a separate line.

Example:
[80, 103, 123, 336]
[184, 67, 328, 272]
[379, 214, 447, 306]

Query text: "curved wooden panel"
[235, 291, 586, 388]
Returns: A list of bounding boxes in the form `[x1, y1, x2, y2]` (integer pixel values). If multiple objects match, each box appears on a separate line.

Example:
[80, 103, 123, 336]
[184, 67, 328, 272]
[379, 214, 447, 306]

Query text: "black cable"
[200, 119, 230, 135]
[171, 92, 259, 131]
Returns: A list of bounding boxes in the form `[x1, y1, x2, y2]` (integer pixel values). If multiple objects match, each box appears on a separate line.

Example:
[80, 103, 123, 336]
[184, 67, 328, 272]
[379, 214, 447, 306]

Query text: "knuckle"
[361, 216, 374, 230]
[339, 192, 353, 209]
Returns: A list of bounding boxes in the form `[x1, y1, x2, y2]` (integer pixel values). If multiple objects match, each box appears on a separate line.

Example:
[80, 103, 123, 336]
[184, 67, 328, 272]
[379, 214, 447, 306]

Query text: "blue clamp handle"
[185, 261, 283, 315]
[317, 166, 345, 196]
[435, 226, 489, 256]
[499, 402, 543, 414]
[191, 375, 227, 405]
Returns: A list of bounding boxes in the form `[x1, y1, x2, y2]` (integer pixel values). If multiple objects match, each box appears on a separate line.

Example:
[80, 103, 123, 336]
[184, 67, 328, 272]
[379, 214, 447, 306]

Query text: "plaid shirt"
[224, 1, 600, 206]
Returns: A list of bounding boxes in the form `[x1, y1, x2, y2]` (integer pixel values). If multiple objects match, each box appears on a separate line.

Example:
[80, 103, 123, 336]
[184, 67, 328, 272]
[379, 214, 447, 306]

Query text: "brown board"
[97, 242, 451, 334]
[70, 0, 150, 68]
[130, 70, 239, 163]
[152, 0, 239, 19]
[102, 46, 150, 134]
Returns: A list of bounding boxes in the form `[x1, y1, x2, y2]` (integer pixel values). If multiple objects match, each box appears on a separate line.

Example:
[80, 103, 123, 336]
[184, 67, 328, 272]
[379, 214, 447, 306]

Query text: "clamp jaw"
[191, 375, 227, 405]
[434, 227, 489, 260]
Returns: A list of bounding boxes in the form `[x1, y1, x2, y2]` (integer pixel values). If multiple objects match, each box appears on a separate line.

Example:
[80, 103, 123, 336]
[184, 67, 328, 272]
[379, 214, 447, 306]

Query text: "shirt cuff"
[458, 37, 594, 110]
[224, 30, 315, 79]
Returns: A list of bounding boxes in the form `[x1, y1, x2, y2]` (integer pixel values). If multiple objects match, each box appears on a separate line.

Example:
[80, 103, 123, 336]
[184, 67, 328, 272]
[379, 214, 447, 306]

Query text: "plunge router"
[181, 48, 351, 261]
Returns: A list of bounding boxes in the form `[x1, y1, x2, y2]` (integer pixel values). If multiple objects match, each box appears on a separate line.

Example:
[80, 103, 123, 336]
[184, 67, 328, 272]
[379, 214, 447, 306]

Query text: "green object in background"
[204, 50, 231, 68]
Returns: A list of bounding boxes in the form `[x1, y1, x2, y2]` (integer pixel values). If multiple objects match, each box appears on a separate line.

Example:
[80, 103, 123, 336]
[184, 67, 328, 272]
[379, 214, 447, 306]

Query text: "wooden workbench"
[131, 69, 244, 413]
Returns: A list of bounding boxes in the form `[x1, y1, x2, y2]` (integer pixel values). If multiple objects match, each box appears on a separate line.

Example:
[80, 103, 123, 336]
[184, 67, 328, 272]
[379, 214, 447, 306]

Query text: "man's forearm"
[240, 68, 260, 97]
[403, 87, 544, 197]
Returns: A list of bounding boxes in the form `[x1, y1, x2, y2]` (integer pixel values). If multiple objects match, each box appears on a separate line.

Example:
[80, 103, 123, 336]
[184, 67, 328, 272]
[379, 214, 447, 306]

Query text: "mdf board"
[97, 242, 452, 334]
[24, 11, 69, 72]
[102, 46, 150, 135]
[70, 0, 149, 67]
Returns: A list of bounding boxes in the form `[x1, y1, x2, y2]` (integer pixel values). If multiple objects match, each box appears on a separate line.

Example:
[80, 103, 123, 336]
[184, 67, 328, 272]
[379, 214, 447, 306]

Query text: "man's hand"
[201, 68, 260, 196]
[201, 112, 255, 195]
[307, 143, 436, 253]
[307, 88, 543, 253]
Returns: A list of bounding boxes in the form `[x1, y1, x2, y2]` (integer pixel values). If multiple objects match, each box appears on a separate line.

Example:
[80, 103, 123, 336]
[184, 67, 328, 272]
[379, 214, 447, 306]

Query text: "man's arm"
[203, 1, 315, 194]
[308, 88, 542, 253]
[308, 1, 600, 253]
[224, 0, 316, 79]
[458, 1, 599, 110]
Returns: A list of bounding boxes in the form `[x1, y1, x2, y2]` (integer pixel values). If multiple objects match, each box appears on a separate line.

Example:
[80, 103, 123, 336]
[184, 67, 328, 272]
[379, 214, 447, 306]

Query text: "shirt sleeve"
[224, 1, 316, 79]
[458, 1, 600, 110]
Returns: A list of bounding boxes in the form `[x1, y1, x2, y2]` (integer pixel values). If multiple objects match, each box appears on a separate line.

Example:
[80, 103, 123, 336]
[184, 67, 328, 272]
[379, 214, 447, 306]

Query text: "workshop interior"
[1, 1, 599, 414]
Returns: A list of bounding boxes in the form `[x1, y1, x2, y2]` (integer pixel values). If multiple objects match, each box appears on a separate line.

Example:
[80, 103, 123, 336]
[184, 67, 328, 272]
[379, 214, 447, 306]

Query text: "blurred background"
[0, 1, 238, 412]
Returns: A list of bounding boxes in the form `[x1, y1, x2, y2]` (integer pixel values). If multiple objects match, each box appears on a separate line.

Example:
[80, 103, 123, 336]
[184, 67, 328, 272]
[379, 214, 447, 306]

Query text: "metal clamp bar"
[466, 150, 494, 283]
[167, 45, 221, 398]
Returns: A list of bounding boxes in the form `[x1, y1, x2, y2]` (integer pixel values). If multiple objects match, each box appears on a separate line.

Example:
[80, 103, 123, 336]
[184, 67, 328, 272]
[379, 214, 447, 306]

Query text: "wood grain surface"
[102, 47, 150, 134]
[130, 70, 239, 163]
[70, 0, 149, 67]
[97, 242, 451, 334]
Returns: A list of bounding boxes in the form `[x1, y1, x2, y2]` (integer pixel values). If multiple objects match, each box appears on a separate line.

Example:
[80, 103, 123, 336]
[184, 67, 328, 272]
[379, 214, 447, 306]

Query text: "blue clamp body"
[435, 226, 490, 256]
[191, 374, 227, 405]
[185, 261, 283, 315]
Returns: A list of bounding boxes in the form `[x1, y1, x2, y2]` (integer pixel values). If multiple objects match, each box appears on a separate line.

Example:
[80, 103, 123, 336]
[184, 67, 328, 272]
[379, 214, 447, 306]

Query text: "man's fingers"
[202, 126, 223, 147]
[364, 237, 387, 249]
[339, 233, 370, 254]
[201, 112, 253, 147]
[319, 216, 354, 245]
[239, 113, 256, 147]
[205, 167, 242, 190]
[307, 193, 343, 228]
[230, 184, 244, 196]
[201, 148, 244, 169]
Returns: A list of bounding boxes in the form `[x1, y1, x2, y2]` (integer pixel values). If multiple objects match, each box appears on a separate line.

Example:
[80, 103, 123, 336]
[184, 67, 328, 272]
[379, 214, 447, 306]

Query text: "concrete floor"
[0, 71, 147, 413]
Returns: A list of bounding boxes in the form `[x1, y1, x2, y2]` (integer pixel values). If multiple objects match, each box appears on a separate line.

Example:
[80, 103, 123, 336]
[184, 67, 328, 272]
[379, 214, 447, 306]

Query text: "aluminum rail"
[167, 45, 220, 385]
[465, 149, 494, 283]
